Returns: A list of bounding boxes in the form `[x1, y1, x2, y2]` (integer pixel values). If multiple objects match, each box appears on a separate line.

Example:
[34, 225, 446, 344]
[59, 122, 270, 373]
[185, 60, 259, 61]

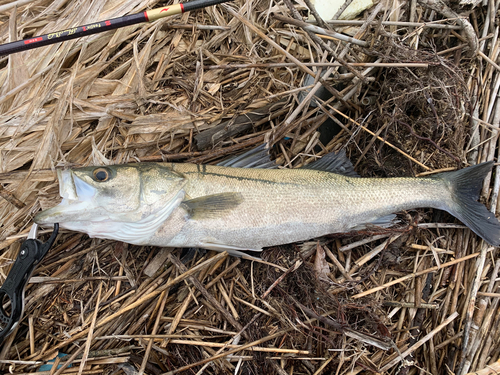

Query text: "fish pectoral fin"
[182, 192, 243, 220]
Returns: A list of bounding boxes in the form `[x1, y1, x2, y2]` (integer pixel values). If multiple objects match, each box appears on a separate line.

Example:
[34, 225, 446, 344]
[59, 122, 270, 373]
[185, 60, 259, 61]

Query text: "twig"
[206, 62, 429, 69]
[168, 253, 246, 335]
[329, 106, 432, 170]
[417, 223, 467, 229]
[261, 259, 302, 299]
[272, 13, 368, 47]
[350, 234, 401, 271]
[332, 0, 354, 20]
[396, 272, 433, 375]
[0, 0, 36, 13]
[0, 184, 26, 209]
[458, 243, 490, 375]
[465, 359, 500, 375]
[380, 312, 459, 371]
[275, 5, 366, 81]
[163, 330, 290, 375]
[165, 339, 311, 354]
[77, 282, 103, 375]
[477, 291, 500, 298]
[468, 260, 500, 369]
[352, 251, 489, 299]
[316, 19, 463, 29]
[383, 301, 439, 309]
[417, 0, 478, 54]
[46, 252, 228, 352]
[222, 3, 351, 109]
[233, 296, 272, 316]
[478, 50, 500, 73]
[398, 120, 461, 165]
[138, 290, 168, 375]
[292, 298, 392, 350]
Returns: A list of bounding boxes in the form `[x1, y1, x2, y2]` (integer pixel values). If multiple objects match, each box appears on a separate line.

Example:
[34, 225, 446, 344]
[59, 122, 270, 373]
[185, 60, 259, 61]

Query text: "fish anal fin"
[350, 214, 399, 231]
[183, 192, 243, 220]
[198, 241, 263, 259]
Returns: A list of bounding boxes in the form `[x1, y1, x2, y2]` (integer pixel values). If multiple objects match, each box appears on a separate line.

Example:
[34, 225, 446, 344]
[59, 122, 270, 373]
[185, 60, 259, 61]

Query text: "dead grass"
[0, 0, 499, 374]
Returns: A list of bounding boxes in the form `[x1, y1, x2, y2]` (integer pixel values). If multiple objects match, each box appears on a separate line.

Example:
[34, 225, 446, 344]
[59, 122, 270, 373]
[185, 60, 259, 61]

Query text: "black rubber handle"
[0, 224, 58, 341]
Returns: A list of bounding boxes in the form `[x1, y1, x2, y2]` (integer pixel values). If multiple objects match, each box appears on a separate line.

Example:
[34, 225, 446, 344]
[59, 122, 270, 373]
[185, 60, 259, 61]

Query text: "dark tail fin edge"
[434, 162, 500, 246]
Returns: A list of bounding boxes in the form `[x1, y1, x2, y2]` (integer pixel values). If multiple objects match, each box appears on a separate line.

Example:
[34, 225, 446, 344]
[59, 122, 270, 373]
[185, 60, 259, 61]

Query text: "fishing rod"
[0, 0, 233, 56]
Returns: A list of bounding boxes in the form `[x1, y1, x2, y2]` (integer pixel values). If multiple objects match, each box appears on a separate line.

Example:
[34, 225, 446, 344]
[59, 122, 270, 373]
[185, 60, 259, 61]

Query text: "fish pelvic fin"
[183, 192, 244, 220]
[434, 162, 500, 246]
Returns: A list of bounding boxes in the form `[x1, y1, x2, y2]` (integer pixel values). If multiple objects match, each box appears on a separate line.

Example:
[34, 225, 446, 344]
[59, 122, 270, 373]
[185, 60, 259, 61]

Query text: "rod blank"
[0, 0, 232, 56]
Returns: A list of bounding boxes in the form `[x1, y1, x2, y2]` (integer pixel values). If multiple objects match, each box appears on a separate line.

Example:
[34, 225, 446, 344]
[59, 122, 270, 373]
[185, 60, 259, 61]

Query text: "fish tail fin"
[434, 161, 500, 246]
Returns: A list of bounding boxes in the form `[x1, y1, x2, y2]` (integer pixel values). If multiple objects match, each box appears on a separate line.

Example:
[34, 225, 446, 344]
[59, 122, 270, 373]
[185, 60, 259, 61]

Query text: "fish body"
[34, 152, 500, 250]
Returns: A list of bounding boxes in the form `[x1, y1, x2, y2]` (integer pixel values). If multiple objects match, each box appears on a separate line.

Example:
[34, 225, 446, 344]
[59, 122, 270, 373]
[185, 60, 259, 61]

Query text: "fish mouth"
[34, 169, 97, 225]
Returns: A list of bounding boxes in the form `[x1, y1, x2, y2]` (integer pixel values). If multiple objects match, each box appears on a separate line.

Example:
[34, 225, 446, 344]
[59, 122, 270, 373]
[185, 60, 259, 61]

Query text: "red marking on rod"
[144, 11, 149, 21]
[105, 20, 111, 26]
[83, 26, 87, 31]
[160, 7, 170, 13]
[24, 37, 42, 45]
[180, 3, 185, 12]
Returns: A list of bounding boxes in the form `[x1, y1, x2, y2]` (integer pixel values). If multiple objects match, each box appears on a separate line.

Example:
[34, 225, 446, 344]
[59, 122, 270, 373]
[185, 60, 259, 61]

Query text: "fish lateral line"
[173, 166, 301, 186]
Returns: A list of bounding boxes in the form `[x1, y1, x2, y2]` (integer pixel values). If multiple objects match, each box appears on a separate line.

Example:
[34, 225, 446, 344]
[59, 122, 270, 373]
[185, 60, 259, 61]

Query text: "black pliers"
[0, 223, 58, 341]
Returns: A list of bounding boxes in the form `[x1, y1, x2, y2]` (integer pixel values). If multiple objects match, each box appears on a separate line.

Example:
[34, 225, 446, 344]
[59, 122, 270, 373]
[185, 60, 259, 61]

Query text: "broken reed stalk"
[330, 106, 432, 170]
[272, 13, 368, 47]
[465, 359, 500, 375]
[163, 330, 289, 375]
[158, 339, 311, 354]
[163, 307, 354, 375]
[468, 260, 500, 369]
[138, 290, 168, 375]
[77, 282, 103, 375]
[352, 250, 490, 298]
[206, 62, 429, 69]
[459, 243, 490, 375]
[317, 19, 463, 29]
[38, 252, 227, 354]
[380, 312, 459, 371]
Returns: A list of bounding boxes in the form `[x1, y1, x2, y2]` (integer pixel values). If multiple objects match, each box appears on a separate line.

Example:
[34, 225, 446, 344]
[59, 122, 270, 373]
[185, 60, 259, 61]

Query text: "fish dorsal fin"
[183, 192, 244, 219]
[217, 144, 277, 169]
[302, 149, 360, 177]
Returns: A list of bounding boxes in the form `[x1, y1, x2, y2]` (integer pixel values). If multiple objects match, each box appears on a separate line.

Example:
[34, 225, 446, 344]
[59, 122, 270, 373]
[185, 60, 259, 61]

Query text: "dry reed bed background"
[0, 0, 499, 374]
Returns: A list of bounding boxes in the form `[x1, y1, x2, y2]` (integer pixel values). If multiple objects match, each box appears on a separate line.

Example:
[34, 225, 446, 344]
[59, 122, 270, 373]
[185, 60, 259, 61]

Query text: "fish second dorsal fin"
[301, 149, 360, 177]
[183, 192, 244, 219]
[217, 144, 277, 169]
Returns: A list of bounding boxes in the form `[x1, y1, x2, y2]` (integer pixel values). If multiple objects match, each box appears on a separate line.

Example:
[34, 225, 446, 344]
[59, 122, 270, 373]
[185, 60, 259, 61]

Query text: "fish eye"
[93, 168, 110, 182]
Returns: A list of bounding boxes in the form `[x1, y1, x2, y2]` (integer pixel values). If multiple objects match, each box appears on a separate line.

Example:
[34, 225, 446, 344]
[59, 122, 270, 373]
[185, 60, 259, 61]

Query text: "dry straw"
[0, 0, 499, 374]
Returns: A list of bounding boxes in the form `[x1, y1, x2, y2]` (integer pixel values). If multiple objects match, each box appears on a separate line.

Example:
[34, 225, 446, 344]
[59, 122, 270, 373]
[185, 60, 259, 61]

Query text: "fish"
[34, 149, 500, 252]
